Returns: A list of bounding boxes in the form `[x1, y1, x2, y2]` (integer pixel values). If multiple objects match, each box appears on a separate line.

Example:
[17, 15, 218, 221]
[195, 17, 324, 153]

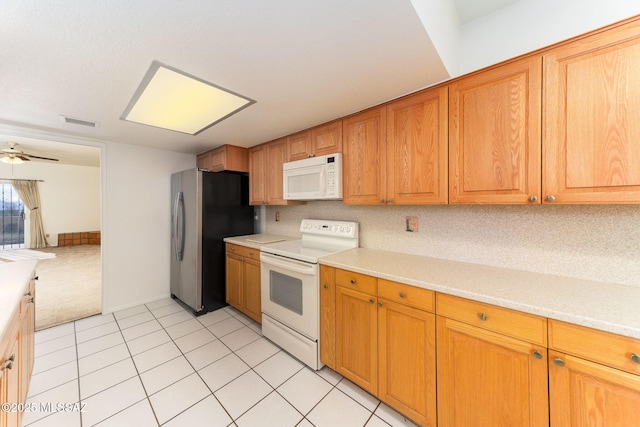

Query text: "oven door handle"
[260, 253, 317, 275]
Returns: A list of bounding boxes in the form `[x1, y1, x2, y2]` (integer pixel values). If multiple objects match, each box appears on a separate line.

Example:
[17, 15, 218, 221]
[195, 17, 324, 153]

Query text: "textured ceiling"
[0, 0, 517, 163]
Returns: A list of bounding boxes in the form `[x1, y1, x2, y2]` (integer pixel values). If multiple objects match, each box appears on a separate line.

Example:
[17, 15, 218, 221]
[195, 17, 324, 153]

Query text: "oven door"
[260, 252, 319, 340]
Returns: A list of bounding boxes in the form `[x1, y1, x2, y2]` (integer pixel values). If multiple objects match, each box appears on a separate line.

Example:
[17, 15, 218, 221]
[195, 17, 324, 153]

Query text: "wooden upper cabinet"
[310, 120, 342, 157]
[387, 87, 448, 204]
[248, 144, 266, 205]
[343, 107, 387, 205]
[543, 19, 640, 203]
[287, 130, 311, 162]
[266, 138, 288, 205]
[196, 145, 249, 173]
[287, 121, 343, 161]
[449, 56, 542, 204]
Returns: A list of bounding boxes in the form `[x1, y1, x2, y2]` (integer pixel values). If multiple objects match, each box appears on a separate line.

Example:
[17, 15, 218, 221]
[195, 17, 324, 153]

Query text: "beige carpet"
[35, 245, 102, 331]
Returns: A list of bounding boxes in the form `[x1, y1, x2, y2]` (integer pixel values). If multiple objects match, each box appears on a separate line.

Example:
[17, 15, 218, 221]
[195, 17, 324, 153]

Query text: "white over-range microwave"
[283, 153, 343, 200]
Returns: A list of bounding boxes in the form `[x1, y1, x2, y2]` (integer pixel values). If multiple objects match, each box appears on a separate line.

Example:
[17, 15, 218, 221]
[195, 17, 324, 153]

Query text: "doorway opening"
[0, 183, 25, 249]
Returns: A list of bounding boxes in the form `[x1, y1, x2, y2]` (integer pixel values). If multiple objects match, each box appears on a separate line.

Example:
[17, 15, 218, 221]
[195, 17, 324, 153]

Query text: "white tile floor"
[23, 298, 419, 427]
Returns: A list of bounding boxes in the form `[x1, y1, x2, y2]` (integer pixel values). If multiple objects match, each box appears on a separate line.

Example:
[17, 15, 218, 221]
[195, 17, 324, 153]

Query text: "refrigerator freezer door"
[170, 169, 203, 312]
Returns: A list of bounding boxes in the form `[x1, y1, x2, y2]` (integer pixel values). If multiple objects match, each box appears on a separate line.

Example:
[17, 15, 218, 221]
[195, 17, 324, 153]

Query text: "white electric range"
[260, 219, 358, 370]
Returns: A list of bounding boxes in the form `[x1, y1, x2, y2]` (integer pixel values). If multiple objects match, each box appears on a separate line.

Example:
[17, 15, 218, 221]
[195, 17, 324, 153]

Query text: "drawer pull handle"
[553, 357, 565, 368]
[532, 350, 543, 360]
[399, 292, 406, 298]
[478, 313, 488, 321]
[350, 279, 356, 284]
[631, 353, 640, 364]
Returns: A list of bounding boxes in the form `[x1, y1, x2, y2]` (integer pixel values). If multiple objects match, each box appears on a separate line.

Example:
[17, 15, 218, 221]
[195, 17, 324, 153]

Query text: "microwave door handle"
[320, 167, 326, 196]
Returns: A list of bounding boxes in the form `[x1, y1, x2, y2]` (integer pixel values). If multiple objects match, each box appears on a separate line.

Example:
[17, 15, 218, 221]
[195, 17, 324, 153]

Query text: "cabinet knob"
[631, 353, 640, 364]
[399, 292, 406, 298]
[379, 199, 385, 203]
[532, 350, 543, 360]
[249, 252, 254, 256]
[528, 195, 538, 202]
[34, 276, 39, 280]
[386, 199, 391, 203]
[24, 291, 32, 297]
[546, 195, 556, 203]
[369, 298, 375, 304]
[378, 301, 383, 307]
[29, 297, 34, 303]
[553, 357, 565, 367]
[323, 284, 329, 289]
[478, 313, 488, 321]
[350, 279, 356, 284]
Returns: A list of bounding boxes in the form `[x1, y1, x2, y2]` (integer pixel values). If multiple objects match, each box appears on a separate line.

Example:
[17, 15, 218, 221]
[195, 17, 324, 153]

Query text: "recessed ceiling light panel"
[121, 61, 256, 135]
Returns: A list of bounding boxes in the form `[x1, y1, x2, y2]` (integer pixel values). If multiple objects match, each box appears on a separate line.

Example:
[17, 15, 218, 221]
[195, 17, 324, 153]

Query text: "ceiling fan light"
[1, 155, 24, 164]
[120, 61, 256, 135]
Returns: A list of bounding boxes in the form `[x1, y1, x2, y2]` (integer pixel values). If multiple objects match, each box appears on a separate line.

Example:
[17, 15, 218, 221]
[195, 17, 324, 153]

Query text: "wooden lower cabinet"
[319, 265, 336, 369]
[379, 299, 436, 427]
[549, 350, 640, 426]
[225, 244, 262, 323]
[335, 285, 378, 395]
[1, 276, 36, 427]
[329, 267, 436, 426]
[548, 320, 640, 426]
[436, 316, 549, 427]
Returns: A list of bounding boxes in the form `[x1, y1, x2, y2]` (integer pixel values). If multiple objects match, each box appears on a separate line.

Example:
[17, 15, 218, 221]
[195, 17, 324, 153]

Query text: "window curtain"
[12, 180, 48, 248]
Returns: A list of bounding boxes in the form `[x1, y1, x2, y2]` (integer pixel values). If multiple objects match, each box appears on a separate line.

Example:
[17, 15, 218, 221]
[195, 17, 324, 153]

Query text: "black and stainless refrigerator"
[170, 168, 255, 315]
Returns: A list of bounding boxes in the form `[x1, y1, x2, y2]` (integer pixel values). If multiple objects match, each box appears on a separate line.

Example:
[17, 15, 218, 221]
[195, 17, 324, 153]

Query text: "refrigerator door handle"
[173, 191, 185, 261]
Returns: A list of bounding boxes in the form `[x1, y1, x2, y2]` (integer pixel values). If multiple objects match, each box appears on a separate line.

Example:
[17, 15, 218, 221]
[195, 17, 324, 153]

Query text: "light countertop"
[0, 260, 38, 340]
[224, 234, 297, 250]
[320, 248, 640, 340]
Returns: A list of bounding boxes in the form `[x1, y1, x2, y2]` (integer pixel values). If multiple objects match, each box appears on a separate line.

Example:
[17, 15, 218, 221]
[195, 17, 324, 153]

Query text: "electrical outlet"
[406, 216, 418, 232]
[275, 211, 281, 222]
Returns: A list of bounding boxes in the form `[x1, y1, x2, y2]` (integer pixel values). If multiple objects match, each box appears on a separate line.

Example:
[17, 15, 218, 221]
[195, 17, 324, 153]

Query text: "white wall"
[265, 203, 640, 288]
[0, 161, 101, 246]
[103, 141, 194, 312]
[458, 0, 640, 76]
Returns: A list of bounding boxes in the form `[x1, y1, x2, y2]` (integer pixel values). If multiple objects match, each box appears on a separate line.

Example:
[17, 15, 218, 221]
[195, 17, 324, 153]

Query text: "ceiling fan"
[1, 142, 59, 164]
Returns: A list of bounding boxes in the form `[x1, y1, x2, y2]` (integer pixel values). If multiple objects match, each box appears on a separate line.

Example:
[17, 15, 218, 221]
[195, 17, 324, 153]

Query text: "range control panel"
[299, 219, 358, 239]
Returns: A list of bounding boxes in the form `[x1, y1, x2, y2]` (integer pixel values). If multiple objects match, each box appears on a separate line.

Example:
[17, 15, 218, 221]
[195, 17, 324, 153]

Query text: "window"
[0, 183, 25, 249]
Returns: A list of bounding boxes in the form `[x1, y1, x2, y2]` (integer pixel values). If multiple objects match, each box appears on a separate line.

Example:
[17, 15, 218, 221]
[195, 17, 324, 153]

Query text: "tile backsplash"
[265, 203, 640, 287]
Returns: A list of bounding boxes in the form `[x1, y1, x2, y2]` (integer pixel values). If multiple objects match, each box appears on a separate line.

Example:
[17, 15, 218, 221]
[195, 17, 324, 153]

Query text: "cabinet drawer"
[225, 243, 260, 261]
[378, 279, 434, 312]
[436, 294, 547, 346]
[335, 269, 377, 295]
[549, 320, 640, 375]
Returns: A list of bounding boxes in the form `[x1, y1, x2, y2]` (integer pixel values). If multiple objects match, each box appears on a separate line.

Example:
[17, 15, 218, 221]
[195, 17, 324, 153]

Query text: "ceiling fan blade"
[24, 154, 59, 161]
[17, 155, 31, 161]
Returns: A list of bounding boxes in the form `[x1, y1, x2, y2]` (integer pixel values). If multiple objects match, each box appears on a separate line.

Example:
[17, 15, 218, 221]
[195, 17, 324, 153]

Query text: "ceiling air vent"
[60, 115, 98, 128]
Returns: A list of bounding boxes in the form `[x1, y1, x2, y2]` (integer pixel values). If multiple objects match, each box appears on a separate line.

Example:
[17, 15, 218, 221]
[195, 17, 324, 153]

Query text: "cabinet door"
[249, 145, 266, 205]
[20, 282, 35, 403]
[549, 349, 640, 427]
[320, 265, 336, 369]
[335, 285, 377, 394]
[343, 107, 387, 205]
[543, 19, 640, 203]
[449, 56, 542, 204]
[242, 258, 262, 323]
[225, 253, 243, 310]
[287, 131, 311, 161]
[311, 121, 342, 157]
[266, 138, 288, 205]
[437, 316, 549, 427]
[378, 299, 436, 427]
[2, 334, 20, 427]
[387, 87, 448, 204]
[196, 152, 212, 170]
